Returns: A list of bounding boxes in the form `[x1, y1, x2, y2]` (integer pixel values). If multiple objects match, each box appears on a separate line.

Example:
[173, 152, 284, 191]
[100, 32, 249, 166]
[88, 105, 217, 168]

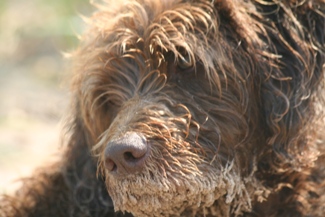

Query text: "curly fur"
[1, 0, 325, 216]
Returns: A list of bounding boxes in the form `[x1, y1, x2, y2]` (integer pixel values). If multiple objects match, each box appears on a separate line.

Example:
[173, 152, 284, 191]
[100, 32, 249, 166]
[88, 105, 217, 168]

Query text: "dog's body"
[1, 0, 325, 216]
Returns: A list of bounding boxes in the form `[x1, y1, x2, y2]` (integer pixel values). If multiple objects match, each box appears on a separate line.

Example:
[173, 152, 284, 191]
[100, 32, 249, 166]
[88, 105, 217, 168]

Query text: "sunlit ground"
[0, 0, 91, 194]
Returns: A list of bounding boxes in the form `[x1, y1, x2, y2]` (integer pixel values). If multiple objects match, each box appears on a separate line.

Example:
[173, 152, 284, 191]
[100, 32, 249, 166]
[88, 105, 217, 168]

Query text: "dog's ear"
[259, 2, 325, 170]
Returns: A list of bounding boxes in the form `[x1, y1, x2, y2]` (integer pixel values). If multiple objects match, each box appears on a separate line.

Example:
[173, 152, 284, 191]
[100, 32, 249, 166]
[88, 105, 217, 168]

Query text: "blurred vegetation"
[0, 0, 94, 126]
[0, 0, 94, 193]
[0, 0, 91, 74]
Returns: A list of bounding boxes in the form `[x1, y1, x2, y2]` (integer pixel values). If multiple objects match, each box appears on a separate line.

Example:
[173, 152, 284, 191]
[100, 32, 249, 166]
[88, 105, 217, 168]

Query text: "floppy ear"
[259, 1, 325, 170]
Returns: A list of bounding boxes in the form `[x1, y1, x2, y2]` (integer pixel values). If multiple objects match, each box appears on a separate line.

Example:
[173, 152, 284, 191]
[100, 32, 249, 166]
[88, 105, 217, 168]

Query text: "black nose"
[104, 132, 148, 175]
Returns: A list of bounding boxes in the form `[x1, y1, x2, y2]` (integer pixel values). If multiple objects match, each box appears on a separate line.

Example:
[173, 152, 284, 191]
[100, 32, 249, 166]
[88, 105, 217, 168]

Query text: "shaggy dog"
[1, 0, 325, 216]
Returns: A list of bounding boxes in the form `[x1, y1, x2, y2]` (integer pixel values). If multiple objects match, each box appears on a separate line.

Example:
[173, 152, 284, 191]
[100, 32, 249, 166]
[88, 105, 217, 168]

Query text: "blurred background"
[0, 0, 93, 193]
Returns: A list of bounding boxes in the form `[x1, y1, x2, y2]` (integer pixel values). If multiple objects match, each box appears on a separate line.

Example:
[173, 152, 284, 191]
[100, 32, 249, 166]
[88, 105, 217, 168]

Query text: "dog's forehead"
[92, 0, 217, 51]
[87, 0, 265, 69]
[77, 0, 268, 100]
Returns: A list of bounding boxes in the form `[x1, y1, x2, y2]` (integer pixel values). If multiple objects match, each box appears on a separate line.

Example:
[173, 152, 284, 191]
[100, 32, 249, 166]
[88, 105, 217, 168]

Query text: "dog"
[1, 0, 325, 216]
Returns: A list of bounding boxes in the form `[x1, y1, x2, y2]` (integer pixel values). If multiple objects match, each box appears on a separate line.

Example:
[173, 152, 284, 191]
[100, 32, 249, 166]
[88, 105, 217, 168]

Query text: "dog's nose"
[104, 132, 148, 175]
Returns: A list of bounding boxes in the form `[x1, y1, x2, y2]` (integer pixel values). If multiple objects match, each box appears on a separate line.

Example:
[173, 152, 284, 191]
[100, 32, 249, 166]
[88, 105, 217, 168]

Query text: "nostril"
[104, 158, 117, 172]
[124, 152, 136, 161]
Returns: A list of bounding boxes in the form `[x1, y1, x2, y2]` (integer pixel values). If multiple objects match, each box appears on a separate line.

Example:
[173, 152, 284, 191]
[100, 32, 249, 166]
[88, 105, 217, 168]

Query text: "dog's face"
[72, 0, 316, 216]
[74, 1, 263, 216]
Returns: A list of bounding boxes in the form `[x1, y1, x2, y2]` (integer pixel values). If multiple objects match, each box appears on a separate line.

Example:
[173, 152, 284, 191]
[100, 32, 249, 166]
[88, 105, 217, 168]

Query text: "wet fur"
[1, 0, 325, 216]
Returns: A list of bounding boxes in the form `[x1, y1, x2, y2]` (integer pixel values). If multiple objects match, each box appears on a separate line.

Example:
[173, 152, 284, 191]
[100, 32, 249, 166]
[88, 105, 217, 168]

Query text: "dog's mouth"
[102, 153, 253, 217]
[104, 163, 222, 217]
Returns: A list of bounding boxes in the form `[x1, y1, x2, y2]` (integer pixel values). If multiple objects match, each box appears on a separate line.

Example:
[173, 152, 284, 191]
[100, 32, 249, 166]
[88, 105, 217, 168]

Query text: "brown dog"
[1, 0, 325, 216]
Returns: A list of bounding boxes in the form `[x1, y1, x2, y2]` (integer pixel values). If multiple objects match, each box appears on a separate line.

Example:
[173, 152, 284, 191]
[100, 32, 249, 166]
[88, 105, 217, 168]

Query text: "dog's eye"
[178, 53, 193, 70]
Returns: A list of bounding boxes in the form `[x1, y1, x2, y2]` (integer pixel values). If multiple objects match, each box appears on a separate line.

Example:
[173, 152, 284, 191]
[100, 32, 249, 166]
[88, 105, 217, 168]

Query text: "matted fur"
[1, 0, 325, 216]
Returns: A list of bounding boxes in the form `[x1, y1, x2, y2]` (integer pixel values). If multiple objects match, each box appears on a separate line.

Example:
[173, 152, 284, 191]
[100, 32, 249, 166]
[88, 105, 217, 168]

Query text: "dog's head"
[71, 0, 324, 216]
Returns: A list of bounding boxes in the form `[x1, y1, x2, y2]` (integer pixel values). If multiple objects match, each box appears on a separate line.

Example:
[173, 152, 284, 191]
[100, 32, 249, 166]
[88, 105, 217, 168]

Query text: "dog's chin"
[105, 163, 252, 217]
